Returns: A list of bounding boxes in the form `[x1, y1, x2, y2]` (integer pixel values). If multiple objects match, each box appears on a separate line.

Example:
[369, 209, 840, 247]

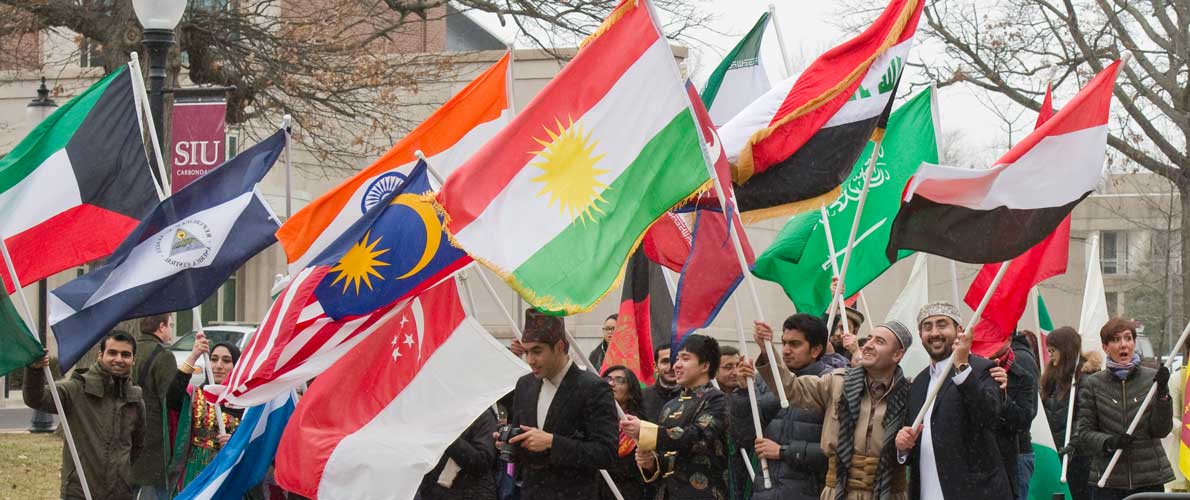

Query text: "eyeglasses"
[602, 326, 616, 332]
[604, 375, 627, 385]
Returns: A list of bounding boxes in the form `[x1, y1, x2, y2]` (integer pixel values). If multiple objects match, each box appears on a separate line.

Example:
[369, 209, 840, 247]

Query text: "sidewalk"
[1, 389, 54, 433]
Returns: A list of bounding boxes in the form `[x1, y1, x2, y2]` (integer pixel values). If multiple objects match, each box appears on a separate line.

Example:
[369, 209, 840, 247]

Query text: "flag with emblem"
[48, 130, 286, 370]
[220, 160, 469, 406]
[274, 278, 527, 499]
[0, 66, 158, 292]
[436, 0, 713, 314]
[701, 12, 772, 126]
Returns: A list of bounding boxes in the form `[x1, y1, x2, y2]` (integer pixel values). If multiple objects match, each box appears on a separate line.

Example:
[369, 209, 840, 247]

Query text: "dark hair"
[605, 314, 619, 322]
[679, 334, 721, 377]
[139, 313, 171, 335]
[210, 342, 242, 365]
[720, 345, 740, 357]
[1041, 327, 1084, 400]
[601, 365, 643, 416]
[100, 330, 137, 355]
[1100, 317, 1136, 345]
[783, 313, 828, 352]
[654, 343, 672, 362]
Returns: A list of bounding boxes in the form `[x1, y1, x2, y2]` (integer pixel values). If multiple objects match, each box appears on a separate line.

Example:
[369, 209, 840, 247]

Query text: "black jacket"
[420, 410, 500, 500]
[907, 355, 1010, 500]
[645, 383, 731, 500]
[1075, 366, 1174, 490]
[996, 342, 1038, 499]
[751, 360, 831, 500]
[509, 363, 619, 500]
[641, 382, 681, 423]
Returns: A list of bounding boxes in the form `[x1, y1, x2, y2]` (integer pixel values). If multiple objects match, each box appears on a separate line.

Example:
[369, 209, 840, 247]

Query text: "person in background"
[822, 308, 864, 370]
[131, 313, 178, 500]
[989, 333, 1038, 500]
[589, 314, 619, 372]
[1041, 327, 1099, 500]
[641, 344, 680, 423]
[717, 345, 756, 500]
[419, 409, 500, 500]
[24, 331, 146, 500]
[600, 365, 647, 500]
[1076, 318, 1173, 500]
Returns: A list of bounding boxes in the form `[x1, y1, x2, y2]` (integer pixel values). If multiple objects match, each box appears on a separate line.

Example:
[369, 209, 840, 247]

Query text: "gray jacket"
[1076, 365, 1175, 490]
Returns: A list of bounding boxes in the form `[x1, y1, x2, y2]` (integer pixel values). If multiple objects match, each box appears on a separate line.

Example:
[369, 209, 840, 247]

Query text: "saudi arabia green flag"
[0, 285, 44, 376]
[701, 12, 771, 126]
[752, 88, 938, 314]
[1037, 291, 1054, 332]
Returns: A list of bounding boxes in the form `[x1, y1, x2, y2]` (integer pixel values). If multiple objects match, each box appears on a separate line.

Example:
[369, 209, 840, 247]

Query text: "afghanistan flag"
[435, 0, 712, 314]
[603, 249, 673, 383]
[751, 88, 937, 314]
[887, 61, 1122, 264]
[0, 284, 44, 376]
[0, 67, 157, 291]
[718, 0, 923, 222]
[701, 12, 771, 127]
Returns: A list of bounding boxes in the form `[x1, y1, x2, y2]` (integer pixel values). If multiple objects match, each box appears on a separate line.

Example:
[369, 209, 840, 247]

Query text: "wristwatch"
[955, 362, 970, 372]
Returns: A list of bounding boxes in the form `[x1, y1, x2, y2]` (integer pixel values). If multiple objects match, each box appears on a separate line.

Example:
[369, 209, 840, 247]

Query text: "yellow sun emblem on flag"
[329, 231, 390, 295]
[530, 117, 609, 223]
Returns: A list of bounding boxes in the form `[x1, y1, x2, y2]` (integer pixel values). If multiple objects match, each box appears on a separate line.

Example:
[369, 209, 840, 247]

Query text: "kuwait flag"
[277, 53, 511, 273]
[887, 61, 1123, 264]
[0, 67, 157, 291]
[718, 0, 923, 222]
[274, 279, 527, 499]
[701, 12, 771, 127]
[0, 284, 44, 377]
[436, 0, 712, 314]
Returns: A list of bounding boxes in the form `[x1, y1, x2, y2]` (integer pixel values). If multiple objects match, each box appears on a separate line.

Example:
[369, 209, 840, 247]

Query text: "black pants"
[1089, 483, 1162, 500]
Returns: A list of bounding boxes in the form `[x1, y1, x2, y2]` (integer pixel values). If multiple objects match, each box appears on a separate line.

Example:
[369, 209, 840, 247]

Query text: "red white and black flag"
[887, 61, 1122, 264]
[718, 0, 924, 222]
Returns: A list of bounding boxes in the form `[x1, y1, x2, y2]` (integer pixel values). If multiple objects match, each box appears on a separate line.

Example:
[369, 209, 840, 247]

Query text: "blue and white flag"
[176, 390, 297, 500]
[50, 130, 285, 369]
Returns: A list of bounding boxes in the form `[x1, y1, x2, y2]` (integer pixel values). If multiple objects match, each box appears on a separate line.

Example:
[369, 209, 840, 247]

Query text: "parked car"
[170, 322, 258, 385]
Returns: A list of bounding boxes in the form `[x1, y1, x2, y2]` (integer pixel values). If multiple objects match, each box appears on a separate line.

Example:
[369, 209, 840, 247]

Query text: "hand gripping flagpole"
[910, 260, 1011, 429]
[0, 240, 93, 500]
[191, 306, 227, 435]
[819, 206, 854, 358]
[1096, 319, 1190, 487]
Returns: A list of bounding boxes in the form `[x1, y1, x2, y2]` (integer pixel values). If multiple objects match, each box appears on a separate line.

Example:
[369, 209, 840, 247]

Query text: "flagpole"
[192, 305, 227, 435]
[825, 134, 884, 351]
[1031, 287, 1041, 333]
[858, 292, 874, 336]
[731, 294, 773, 488]
[0, 239, 93, 500]
[819, 206, 854, 357]
[766, 4, 795, 77]
[505, 44, 519, 114]
[1097, 319, 1190, 486]
[911, 259, 1010, 429]
[949, 259, 961, 306]
[282, 114, 293, 219]
[128, 53, 168, 200]
[127, 54, 171, 195]
[1060, 366, 1077, 483]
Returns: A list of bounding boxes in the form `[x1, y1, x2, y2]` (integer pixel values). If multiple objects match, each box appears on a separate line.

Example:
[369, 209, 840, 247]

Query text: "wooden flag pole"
[1096, 319, 1190, 486]
[825, 134, 883, 346]
[911, 260, 1010, 428]
[818, 206, 854, 351]
[0, 239, 93, 500]
[731, 294, 773, 488]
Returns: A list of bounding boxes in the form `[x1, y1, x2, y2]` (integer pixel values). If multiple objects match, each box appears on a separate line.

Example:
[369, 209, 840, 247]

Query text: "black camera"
[498, 424, 525, 462]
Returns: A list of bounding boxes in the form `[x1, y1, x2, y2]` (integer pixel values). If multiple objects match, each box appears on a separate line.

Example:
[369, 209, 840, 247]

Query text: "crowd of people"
[20, 301, 1182, 500]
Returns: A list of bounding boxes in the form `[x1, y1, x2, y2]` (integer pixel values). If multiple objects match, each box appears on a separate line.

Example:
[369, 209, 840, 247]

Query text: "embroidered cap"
[916, 301, 963, 328]
[522, 308, 565, 345]
[877, 320, 913, 351]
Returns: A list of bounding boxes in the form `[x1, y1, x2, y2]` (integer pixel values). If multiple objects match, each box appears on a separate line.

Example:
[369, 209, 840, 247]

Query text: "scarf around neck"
[834, 365, 908, 500]
[1107, 352, 1140, 380]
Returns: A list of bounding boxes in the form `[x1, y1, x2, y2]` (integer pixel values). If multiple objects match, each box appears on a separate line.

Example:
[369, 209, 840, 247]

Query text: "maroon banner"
[171, 99, 227, 193]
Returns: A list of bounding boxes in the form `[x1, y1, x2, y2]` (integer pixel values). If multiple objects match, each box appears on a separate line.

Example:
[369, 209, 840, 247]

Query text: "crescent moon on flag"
[392, 193, 441, 280]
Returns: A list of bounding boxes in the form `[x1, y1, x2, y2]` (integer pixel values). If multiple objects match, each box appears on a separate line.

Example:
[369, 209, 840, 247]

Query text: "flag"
[751, 87, 937, 314]
[603, 249, 671, 381]
[1028, 391, 1071, 500]
[49, 131, 285, 369]
[274, 279, 527, 499]
[701, 12, 772, 126]
[1037, 292, 1054, 332]
[642, 212, 692, 273]
[966, 84, 1070, 356]
[175, 391, 296, 500]
[1079, 232, 1110, 355]
[220, 161, 468, 406]
[276, 53, 511, 273]
[718, 0, 924, 222]
[887, 61, 1122, 264]
[1179, 363, 1190, 480]
[0, 284, 44, 377]
[0, 66, 157, 291]
[435, 0, 712, 315]
[885, 253, 931, 375]
[672, 207, 753, 346]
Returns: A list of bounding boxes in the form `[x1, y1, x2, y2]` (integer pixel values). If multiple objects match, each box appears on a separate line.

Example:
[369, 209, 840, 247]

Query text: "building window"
[1105, 292, 1119, 317]
[79, 37, 105, 68]
[1101, 231, 1127, 275]
[176, 274, 238, 333]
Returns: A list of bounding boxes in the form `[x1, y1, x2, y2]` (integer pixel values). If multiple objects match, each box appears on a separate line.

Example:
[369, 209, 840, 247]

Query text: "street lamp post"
[26, 78, 57, 433]
[132, 0, 187, 187]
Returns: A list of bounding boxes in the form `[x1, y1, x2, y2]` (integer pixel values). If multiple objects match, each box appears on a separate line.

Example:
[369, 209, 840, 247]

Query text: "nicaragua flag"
[50, 130, 286, 369]
[176, 391, 297, 500]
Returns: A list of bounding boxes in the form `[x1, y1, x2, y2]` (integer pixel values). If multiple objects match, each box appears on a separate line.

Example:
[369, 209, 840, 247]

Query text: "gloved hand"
[1155, 365, 1171, 397]
[1057, 444, 1075, 456]
[1105, 433, 1134, 452]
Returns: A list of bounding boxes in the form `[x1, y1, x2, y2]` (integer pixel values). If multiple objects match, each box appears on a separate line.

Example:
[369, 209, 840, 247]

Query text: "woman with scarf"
[741, 320, 916, 500]
[1075, 318, 1174, 500]
[165, 331, 257, 498]
[600, 365, 647, 500]
[1041, 327, 1100, 500]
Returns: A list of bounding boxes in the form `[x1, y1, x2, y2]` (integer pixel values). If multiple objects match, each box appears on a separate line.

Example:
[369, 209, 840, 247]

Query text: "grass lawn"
[0, 432, 60, 499]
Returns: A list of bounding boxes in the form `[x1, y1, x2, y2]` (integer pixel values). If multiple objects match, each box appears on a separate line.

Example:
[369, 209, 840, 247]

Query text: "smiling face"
[524, 340, 569, 379]
[859, 327, 904, 372]
[919, 315, 961, 362]
[209, 345, 236, 385]
[716, 354, 740, 390]
[1103, 328, 1136, 364]
[674, 349, 710, 388]
[655, 348, 676, 385]
[99, 339, 135, 377]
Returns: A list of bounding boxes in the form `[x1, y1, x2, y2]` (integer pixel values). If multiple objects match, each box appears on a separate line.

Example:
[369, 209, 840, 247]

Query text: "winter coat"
[419, 409, 500, 500]
[1076, 365, 1175, 490]
[996, 347, 1038, 499]
[641, 382, 681, 423]
[130, 333, 179, 486]
[751, 360, 832, 500]
[639, 383, 731, 500]
[24, 361, 146, 500]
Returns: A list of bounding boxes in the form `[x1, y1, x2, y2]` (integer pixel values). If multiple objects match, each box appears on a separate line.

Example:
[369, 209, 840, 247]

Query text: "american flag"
[217, 265, 411, 407]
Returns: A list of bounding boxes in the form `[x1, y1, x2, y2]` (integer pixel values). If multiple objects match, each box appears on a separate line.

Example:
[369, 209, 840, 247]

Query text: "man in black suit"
[500, 308, 619, 500]
[894, 302, 1010, 500]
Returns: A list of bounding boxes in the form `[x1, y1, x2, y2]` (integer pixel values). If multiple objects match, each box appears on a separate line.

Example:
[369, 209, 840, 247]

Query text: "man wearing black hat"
[500, 309, 619, 500]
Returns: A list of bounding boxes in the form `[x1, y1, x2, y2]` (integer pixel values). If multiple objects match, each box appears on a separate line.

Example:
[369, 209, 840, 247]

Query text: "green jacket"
[24, 362, 145, 500]
[1076, 365, 1175, 490]
[130, 333, 178, 486]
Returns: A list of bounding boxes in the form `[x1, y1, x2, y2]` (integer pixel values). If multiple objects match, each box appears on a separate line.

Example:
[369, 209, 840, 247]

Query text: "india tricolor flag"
[436, 0, 712, 314]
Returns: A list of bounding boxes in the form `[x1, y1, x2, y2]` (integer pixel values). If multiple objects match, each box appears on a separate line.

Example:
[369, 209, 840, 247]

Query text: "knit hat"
[877, 321, 913, 351]
[522, 308, 565, 345]
[916, 301, 962, 328]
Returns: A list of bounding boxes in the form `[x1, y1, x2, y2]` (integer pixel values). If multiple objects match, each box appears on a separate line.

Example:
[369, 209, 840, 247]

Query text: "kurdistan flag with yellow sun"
[435, 0, 712, 314]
